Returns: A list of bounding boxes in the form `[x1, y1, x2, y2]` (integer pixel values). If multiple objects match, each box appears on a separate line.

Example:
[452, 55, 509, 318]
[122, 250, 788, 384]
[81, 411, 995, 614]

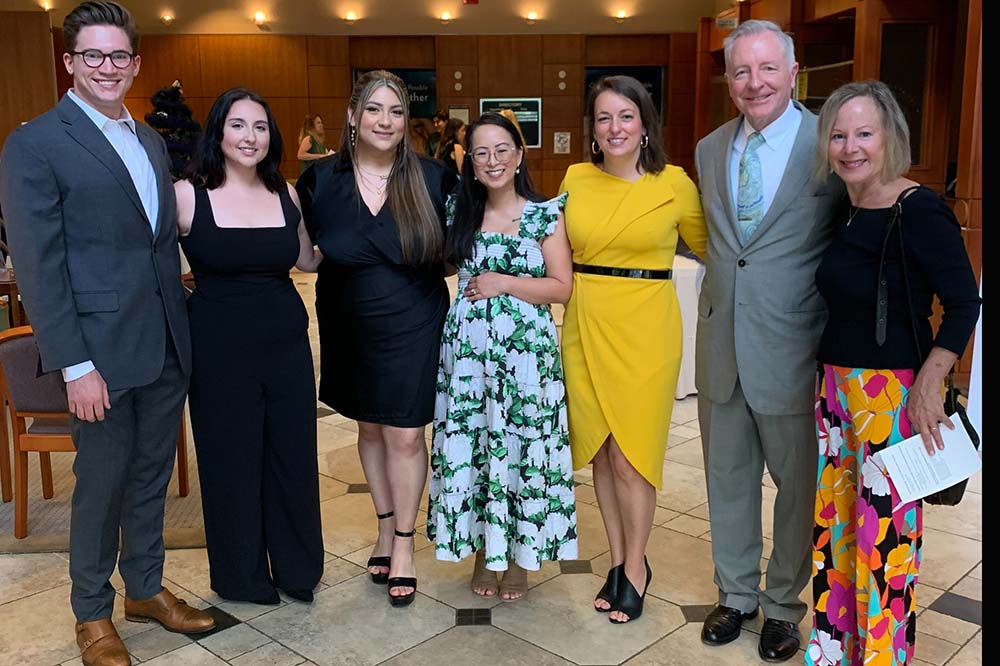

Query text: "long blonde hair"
[299, 113, 324, 144]
[339, 70, 442, 265]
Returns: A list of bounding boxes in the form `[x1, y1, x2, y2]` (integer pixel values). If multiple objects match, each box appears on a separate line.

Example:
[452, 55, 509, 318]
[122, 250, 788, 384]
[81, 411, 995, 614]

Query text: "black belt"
[573, 262, 672, 280]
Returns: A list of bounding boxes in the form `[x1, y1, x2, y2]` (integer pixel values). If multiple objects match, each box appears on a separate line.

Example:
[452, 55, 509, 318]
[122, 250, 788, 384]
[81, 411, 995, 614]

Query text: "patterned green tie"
[737, 131, 766, 244]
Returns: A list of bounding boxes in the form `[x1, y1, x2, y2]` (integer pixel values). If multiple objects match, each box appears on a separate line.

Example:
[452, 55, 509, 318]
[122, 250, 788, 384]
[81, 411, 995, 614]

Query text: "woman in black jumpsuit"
[177, 88, 324, 604]
[296, 70, 456, 607]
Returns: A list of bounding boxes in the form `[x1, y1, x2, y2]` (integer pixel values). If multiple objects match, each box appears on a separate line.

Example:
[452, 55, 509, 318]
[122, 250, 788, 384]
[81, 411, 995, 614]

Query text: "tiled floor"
[0, 273, 981, 666]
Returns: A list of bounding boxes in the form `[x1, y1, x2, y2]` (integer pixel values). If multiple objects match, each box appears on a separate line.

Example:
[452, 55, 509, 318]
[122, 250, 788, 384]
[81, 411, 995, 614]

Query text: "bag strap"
[875, 184, 959, 402]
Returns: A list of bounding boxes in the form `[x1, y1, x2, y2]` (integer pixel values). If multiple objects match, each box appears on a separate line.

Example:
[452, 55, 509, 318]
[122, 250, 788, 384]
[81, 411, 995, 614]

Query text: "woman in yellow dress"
[560, 75, 707, 624]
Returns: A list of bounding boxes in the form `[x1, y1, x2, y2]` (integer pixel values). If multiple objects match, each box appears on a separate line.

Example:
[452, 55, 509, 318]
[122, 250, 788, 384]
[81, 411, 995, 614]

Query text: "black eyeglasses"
[69, 49, 135, 69]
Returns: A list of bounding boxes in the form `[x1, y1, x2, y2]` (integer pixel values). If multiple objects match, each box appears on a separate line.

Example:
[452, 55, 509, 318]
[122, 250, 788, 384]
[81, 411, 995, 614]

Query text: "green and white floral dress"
[427, 193, 578, 571]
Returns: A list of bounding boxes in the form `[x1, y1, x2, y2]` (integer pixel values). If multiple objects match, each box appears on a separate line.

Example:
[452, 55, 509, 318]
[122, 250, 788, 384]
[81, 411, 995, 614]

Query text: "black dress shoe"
[250, 590, 280, 605]
[282, 588, 314, 603]
[701, 604, 759, 645]
[759, 619, 800, 662]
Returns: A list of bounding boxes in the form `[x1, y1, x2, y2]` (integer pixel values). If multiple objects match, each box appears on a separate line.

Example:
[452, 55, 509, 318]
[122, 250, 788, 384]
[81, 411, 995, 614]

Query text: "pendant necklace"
[846, 205, 861, 227]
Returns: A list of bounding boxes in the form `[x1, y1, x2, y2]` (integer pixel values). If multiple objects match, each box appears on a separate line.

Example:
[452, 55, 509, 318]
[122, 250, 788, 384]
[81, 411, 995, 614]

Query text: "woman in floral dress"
[427, 113, 578, 601]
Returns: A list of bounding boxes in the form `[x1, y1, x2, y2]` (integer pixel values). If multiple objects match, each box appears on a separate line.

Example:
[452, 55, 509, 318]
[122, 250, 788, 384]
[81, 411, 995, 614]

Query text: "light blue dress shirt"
[62, 90, 160, 382]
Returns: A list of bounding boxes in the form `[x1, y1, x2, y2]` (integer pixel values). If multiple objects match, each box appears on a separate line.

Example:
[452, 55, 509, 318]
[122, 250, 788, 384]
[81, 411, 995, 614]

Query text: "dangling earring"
[591, 139, 601, 155]
[350, 125, 357, 147]
[640, 135, 649, 149]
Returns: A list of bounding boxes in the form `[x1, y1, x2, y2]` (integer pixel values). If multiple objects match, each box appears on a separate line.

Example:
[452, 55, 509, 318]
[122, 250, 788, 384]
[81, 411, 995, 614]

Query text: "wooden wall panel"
[435, 36, 478, 65]
[750, 0, 793, 28]
[1, 12, 57, 150]
[543, 64, 583, 97]
[308, 66, 352, 98]
[307, 36, 349, 66]
[543, 35, 585, 63]
[308, 98, 350, 131]
[198, 36, 308, 99]
[586, 35, 670, 65]
[437, 65, 478, 99]
[542, 96, 584, 128]
[130, 36, 203, 99]
[478, 36, 543, 97]
[349, 37, 435, 69]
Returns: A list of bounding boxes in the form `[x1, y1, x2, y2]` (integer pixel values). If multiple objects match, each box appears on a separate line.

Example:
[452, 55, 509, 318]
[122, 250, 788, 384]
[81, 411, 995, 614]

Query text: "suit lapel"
[714, 118, 743, 247]
[58, 97, 153, 237]
[137, 124, 168, 240]
[742, 103, 814, 249]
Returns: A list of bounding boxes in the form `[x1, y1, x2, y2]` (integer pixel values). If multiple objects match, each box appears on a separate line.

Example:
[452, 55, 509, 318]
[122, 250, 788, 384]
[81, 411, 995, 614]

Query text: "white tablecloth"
[673, 255, 705, 399]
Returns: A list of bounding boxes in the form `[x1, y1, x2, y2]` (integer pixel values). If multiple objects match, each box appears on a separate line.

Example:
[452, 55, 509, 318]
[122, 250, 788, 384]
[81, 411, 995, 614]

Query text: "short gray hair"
[723, 19, 795, 72]
[815, 80, 911, 182]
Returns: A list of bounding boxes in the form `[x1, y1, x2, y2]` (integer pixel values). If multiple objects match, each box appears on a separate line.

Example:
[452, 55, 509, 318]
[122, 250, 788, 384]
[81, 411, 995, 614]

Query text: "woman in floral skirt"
[427, 112, 578, 601]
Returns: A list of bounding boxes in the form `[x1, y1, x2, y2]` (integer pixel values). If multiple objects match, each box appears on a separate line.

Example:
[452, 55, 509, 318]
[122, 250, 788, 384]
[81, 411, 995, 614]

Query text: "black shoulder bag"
[876, 186, 980, 506]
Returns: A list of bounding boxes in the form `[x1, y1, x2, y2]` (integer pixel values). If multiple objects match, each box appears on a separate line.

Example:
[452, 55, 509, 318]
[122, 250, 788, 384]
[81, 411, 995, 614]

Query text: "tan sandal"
[499, 563, 528, 602]
[470, 550, 499, 597]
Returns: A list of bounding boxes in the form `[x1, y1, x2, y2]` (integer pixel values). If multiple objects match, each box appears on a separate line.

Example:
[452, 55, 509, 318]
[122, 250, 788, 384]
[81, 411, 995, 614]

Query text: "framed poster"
[449, 105, 470, 124]
[353, 68, 437, 119]
[479, 98, 542, 148]
[553, 131, 571, 155]
[584, 66, 665, 116]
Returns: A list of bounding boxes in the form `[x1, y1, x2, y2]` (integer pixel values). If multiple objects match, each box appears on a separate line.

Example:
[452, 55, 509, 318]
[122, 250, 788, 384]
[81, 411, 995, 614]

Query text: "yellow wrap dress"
[559, 163, 708, 489]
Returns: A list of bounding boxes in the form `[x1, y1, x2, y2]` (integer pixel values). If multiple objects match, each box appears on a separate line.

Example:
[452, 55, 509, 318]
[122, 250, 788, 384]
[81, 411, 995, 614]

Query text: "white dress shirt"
[62, 90, 159, 382]
[729, 100, 802, 219]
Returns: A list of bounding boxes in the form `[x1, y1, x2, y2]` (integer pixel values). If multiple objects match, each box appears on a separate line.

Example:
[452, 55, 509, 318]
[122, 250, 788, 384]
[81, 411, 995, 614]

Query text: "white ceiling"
[1, 0, 726, 36]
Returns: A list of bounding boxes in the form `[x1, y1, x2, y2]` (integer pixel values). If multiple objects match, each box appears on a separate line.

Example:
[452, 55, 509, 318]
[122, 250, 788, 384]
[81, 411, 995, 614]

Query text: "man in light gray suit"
[0, 3, 213, 665]
[693, 20, 841, 662]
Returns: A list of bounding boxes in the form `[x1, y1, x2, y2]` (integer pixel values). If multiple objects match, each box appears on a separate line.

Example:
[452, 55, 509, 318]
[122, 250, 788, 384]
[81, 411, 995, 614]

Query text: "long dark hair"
[340, 70, 443, 265]
[186, 87, 285, 192]
[436, 118, 465, 160]
[586, 75, 667, 175]
[445, 113, 543, 265]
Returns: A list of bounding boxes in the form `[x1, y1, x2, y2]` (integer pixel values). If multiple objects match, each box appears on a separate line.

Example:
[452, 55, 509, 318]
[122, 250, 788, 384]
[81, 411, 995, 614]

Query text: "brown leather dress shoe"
[124, 587, 216, 634]
[76, 619, 131, 666]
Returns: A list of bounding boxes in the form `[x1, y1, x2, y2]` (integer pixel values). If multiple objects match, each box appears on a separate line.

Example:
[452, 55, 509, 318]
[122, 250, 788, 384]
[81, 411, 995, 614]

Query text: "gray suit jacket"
[694, 102, 842, 415]
[0, 95, 191, 391]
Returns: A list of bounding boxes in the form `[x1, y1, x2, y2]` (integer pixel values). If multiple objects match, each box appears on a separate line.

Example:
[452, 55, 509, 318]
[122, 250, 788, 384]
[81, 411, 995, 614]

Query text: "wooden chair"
[0, 327, 189, 538]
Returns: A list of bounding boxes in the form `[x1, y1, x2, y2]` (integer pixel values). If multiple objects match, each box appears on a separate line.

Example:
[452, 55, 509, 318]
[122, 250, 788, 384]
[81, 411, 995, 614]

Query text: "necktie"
[737, 131, 766, 244]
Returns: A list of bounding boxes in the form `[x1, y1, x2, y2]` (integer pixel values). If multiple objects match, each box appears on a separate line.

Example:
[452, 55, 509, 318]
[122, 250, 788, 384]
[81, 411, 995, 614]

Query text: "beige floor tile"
[656, 462, 708, 513]
[667, 423, 701, 443]
[644, 527, 718, 606]
[332, 421, 359, 434]
[161, 549, 220, 605]
[967, 562, 982, 580]
[403, 545, 503, 610]
[920, 528, 982, 590]
[949, 575, 982, 601]
[214, 597, 290, 623]
[199, 623, 271, 660]
[316, 446, 367, 485]
[965, 468, 981, 494]
[654, 506, 681, 526]
[318, 476, 348, 502]
[574, 501, 612, 560]
[671, 398, 700, 426]
[230, 641, 308, 666]
[622, 621, 783, 665]
[0, 583, 150, 666]
[912, 632, 961, 665]
[381, 626, 574, 665]
[759, 485, 778, 541]
[315, 421, 359, 456]
[123, 624, 193, 661]
[143, 642, 230, 665]
[320, 556, 366, 588]
[574, 483, 598, 505]
[662, 514, 711, 538]
[923, 492, 982, 542]
[687, 502, 710, 521]
[664, 438, 705, 470]
[573, 467, 594, 484]
[319, 493, 384, 556]
[248, 575, 454, 666]
[916, 608, 979, 645]
[0, 552, 71, 605]
[491, 572, 684, 665]
[916, 584, 946, 610]
[945, 629, 982, 666]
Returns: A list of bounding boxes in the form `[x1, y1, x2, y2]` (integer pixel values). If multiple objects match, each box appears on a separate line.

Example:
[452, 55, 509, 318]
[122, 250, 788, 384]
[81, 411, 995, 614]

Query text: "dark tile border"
[316, 407, 335, 418]
[346, 483, 370, 494]
[192, 606, 243, 640]
[929, 592, 982, 626]
[681, 604, 717, 624]
[559, 560, 593, 574]
[455, 608, 492, 626]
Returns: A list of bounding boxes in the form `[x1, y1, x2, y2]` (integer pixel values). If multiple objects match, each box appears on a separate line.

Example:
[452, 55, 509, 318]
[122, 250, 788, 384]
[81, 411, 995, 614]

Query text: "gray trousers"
[69, 341, 187, 622]
[698, 378, 817, 623]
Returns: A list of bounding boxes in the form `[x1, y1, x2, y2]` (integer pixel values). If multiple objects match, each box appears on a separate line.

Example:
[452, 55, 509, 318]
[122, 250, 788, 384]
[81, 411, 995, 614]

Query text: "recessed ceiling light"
[253, 11, 267, 26]
[439, 11, 452, 25]
[160, 12, 175, 25]
[344, 11, 358, 25]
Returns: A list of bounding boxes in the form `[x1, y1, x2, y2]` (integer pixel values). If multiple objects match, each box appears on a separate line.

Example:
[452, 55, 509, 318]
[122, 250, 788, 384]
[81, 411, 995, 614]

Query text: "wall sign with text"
[479, 98, 542, 148]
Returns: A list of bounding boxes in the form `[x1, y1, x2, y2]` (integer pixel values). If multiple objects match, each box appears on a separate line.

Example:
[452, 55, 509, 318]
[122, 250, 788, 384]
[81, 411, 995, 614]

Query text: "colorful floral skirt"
[806, 365, 922, 666]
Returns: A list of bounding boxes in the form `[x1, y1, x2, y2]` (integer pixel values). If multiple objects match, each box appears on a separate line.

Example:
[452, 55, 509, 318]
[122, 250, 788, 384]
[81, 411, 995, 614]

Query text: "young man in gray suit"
[0, 3, 214, 664]
[693, 20, 841, 662]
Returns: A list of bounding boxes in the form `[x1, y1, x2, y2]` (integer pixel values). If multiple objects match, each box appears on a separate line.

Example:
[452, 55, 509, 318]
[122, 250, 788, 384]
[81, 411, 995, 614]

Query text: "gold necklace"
[356, 163, 391, 181]
[846, 205, 861, 227]
[356, 169, 388, 198]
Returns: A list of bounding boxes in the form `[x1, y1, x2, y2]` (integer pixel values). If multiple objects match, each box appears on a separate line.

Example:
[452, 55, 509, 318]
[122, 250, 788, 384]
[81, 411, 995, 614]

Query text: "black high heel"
[609, 557, 652, 624]
[595, 563, 624, 613]
[367, 510, 394, 585]
[387, 528, 417, 608]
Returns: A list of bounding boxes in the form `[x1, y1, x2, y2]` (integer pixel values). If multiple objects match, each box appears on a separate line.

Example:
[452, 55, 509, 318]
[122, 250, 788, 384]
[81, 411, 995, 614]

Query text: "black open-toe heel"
[595, 563, 624, 613]
[387, 528, 417, 608]
[610, 557, 652, 624]
[367, 510, 394, 585]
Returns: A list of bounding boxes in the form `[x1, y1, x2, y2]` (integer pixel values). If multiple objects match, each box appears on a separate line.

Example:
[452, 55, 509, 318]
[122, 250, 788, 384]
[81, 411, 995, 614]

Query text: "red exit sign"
[463, 0, 479, 4]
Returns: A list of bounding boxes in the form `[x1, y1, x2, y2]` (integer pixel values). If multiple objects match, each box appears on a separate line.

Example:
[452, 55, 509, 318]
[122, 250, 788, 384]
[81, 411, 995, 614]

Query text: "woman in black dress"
[176, 88, 324, 605]
[435, 118, 466, 176]
[296, 70, 456, 607]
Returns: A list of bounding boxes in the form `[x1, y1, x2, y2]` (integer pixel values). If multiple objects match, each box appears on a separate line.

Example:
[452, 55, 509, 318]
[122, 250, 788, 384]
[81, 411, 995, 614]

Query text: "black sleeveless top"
[180, 185, 302, 303]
